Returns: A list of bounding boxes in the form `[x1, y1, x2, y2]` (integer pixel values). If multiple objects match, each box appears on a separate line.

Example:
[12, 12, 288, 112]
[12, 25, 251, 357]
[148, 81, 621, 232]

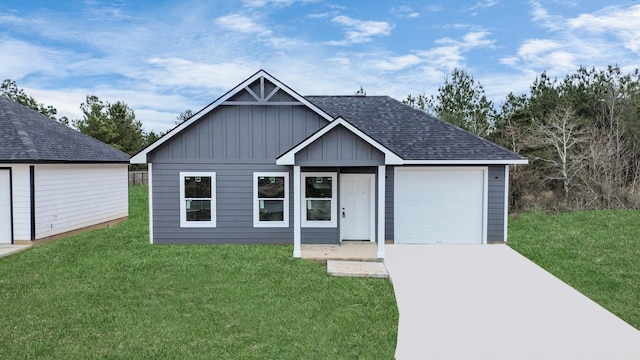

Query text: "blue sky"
[1, 0, 639, 133]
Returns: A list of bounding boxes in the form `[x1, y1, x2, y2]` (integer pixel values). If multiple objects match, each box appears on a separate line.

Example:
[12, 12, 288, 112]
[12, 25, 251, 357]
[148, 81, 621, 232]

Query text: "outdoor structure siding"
[148, 104, 330, 245]
[487, 165, 506, 242]
[295, 125, 385, 166]
[1, 164, 30, 240]
[34, 164, 128, 239]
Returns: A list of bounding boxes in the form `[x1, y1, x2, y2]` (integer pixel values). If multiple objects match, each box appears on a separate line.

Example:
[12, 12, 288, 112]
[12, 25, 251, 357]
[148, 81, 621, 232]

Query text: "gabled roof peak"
[131, 69, 335, 164]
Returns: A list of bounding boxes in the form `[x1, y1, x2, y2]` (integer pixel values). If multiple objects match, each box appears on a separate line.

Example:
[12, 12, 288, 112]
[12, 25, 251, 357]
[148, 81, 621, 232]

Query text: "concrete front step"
[327, 260, 389, 278]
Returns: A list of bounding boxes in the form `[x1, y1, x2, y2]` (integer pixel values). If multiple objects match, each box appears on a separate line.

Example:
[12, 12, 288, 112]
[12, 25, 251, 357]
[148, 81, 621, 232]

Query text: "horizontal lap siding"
[301, 228, 339, 244]
[149, 103, 329, 245]
[34, 164, 128, 239]
[487, 165, 506, 242]
[1, 164, 31, 241]
[385, 166, 394, 241]
[151, 163, 294, 244]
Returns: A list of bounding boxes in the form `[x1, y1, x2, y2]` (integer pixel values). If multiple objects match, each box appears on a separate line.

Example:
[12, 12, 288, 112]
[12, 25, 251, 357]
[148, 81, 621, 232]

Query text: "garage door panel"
[395, 168, 485, 244]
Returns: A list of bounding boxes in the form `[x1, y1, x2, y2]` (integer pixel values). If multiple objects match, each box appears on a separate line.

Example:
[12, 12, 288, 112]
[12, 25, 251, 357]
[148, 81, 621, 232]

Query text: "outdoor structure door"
[0, 169, 11, 244]
[340, 174, 375, 241]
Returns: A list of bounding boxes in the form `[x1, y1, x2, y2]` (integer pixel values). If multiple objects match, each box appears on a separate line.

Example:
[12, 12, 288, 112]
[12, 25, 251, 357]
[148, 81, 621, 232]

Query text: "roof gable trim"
[131, 70, 335, 164]
[276, 116, 404, 165]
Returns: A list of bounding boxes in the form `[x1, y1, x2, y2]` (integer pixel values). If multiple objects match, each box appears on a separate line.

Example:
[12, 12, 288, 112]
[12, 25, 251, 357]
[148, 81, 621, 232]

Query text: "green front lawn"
[509, 210, 640, 329]
[0, 186, 398, 359]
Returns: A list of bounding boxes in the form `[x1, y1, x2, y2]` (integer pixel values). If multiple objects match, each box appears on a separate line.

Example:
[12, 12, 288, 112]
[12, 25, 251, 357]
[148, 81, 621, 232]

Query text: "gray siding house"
[131, 70, 527, 258]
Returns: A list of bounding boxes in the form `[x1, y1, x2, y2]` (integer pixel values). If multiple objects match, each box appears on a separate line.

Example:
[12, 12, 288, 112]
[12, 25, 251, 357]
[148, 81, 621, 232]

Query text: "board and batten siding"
[1, 164, 31, 241]
[151, 105, 327, 162]
[383, 165, 507, 242]
[295, 125, 385, 166]
[148, 104, 330, 245]
[33, 164, 128, 239]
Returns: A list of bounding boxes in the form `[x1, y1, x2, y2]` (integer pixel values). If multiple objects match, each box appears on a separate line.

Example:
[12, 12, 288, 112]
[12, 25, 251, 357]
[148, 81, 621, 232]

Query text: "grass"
[0, 186, 398, 359]
[509, 210, 640, 329]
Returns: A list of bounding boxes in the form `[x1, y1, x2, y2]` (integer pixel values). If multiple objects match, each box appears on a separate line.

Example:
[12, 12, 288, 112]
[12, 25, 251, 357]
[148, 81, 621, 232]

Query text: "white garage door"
[395, 168, 486, 244]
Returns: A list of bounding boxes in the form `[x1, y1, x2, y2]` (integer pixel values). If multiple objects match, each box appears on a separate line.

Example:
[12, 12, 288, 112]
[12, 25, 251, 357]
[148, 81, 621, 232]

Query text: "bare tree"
[537, 107, 587, 198]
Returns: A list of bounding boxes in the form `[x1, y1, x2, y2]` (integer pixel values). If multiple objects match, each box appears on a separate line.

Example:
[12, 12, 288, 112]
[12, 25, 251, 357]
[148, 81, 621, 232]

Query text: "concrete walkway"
[384, 244, 640, 360]
[0, 244, 31, 259]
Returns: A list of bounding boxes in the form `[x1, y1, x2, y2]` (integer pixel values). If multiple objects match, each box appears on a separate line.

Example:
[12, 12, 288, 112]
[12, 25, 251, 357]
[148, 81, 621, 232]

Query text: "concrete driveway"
[384, 244, 640, 360]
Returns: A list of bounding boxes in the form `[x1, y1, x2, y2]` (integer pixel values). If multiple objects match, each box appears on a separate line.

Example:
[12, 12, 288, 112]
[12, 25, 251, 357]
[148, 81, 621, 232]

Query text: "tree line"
[404, 65, 640, 211]
[5, 65, 640, 212]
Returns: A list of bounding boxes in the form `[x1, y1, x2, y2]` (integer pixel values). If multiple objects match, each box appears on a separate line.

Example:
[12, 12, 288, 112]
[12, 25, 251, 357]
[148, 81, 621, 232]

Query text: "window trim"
[253, 172, 289, 228]
[179, 172, 216, 228]
[301, 172, 337, 228]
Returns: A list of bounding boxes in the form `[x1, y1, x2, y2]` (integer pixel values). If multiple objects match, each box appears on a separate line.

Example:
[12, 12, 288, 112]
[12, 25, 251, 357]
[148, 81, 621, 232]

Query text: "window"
[302, 172, 337, 227]
[180, 172, 216, 227]
[254, 172, 289, 227]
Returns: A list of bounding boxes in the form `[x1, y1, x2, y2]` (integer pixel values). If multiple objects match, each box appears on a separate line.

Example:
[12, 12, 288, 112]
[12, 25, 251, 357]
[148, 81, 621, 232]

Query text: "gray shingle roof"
[305, 95, 525, 161]
[0, 96, 130, 163]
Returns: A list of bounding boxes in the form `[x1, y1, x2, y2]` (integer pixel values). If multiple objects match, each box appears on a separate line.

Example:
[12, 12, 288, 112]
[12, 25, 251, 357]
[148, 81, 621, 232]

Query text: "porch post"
[293, 165, 301, 258]
[377, 165, 386, 259]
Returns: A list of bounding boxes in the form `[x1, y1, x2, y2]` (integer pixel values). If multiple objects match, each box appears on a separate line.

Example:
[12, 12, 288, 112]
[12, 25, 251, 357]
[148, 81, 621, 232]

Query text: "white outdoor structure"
[0, 96, 130, 244]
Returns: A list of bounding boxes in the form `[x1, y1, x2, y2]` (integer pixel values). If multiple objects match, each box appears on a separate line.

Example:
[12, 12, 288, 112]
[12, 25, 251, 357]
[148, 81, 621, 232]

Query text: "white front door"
[340, 174, 375, 241]
[0, 170, 11, 244]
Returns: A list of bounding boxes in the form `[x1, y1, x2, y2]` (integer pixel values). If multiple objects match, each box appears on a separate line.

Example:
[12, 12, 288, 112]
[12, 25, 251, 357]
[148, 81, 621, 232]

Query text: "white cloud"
[517, 38, 561, 58]
[503, 3, 639, 78]
[215, 14, 272, 36]
[143, 58, 259, 90]
[530, 1, 566, 31]
[308, 12, 336, 19]
[326, 15, 392, 46]
[0, 39, 63, 80]
[366, 54, 423, 71]
[390, 6, 420, 19]
[567, 5, 640, 53]
[435, 31, 495, 50]
[462, 31, 495, 47]
[468, 1, 499, 11]
[501, 38, 576, 75]
[242, 0, 314, 8]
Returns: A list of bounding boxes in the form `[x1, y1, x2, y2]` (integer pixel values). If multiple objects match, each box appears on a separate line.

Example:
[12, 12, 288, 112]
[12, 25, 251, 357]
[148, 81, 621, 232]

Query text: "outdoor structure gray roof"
[306, 95, 526, 161]
[0, 96, 130, 163]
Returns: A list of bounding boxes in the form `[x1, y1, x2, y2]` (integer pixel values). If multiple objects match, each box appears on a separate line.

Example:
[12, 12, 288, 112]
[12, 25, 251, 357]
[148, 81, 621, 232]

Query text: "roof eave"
[402, 159, 529, 165]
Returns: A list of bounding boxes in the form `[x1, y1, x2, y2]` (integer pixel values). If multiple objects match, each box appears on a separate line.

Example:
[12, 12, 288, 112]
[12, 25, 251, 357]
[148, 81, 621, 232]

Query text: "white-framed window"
[301, 172, 337, 227]
[179, 172, 216, 228]
[254, 172, 289, 227]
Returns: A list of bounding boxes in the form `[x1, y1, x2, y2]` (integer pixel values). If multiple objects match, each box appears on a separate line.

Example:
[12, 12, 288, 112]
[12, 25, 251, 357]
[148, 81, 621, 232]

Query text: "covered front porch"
[291, 165, 388, 259]
[276, 117, 402, 259]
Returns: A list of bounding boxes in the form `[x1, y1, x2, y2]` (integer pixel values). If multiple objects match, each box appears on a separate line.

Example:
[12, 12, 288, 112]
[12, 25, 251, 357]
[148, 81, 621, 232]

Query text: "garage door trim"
[393, 166, 488, 244]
